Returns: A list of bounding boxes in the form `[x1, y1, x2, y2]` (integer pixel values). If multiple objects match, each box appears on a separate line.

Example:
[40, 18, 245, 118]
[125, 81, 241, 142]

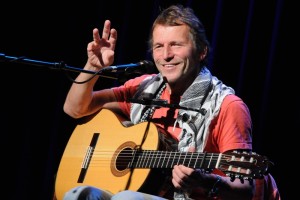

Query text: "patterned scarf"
[176, 67, 235, 153]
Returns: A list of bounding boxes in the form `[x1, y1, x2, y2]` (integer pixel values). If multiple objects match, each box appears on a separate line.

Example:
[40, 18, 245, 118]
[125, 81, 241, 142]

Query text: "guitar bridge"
[78, 133, 100, 183]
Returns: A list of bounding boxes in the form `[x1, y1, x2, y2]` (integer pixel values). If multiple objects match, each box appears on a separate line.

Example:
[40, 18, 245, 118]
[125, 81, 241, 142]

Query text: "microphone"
[100, 60, 155, 74]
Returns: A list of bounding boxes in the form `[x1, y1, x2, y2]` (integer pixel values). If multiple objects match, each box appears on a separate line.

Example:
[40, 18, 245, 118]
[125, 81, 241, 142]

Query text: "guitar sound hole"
[116, 147, 133, 171]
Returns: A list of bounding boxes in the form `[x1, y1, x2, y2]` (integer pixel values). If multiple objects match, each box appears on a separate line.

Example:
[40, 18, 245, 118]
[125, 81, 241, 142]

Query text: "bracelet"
[208, 175, 222, 198]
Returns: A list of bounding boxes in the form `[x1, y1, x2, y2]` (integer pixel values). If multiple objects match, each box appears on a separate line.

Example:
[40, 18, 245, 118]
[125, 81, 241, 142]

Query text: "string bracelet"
[208, 174, 222, 199]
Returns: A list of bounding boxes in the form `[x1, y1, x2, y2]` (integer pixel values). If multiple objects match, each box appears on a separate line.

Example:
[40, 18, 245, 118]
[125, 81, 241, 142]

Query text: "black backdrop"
[0, 0, 296, 199]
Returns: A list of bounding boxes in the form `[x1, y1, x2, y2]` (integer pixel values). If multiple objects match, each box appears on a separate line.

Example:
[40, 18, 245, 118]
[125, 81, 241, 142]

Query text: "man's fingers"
[109, 28, 117, 50]
[102, 20, 111, 39]
[93, 28, 100, 43]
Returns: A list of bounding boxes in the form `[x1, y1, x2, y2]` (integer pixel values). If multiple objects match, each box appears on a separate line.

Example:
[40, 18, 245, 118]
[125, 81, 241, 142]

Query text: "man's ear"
[199, 46, 208, 60]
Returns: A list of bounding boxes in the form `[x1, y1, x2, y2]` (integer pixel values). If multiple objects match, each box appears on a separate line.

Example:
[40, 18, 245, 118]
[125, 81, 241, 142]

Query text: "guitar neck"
[129, 150, 221, 170]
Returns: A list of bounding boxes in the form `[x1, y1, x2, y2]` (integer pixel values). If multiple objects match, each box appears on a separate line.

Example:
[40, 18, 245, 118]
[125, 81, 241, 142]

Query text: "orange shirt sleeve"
[112, 74, 155, 118]
[205, 94, 253, 153]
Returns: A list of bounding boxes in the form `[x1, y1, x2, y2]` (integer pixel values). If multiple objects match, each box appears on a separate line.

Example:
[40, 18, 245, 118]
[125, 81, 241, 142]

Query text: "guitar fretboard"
[126, 150, 222, 169]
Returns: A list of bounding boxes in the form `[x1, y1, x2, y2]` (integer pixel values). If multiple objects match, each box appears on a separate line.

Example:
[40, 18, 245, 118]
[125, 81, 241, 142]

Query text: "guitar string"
[71, 148, 263, 178]
[82, 150, 256, 169]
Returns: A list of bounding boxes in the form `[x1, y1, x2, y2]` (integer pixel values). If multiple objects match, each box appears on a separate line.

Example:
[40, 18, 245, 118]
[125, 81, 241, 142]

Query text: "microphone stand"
[0, 53, 118, 80]
[0, 53, 205, 114]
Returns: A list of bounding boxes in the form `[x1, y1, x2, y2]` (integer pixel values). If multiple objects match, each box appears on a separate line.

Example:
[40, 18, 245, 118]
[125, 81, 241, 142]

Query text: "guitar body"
[55, 109, 169, 200]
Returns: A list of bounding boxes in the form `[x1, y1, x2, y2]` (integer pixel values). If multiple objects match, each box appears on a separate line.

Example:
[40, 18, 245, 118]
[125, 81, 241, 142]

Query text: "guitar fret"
[154, 150, 159, 168]
[199, 152, 207, 169]
[194, 153, 200, 168]
[172, 152, 176, 166]
[151, 151, 156, 168]
[144, 150, 150, 168]
[139, 150, 143, 168]
[165, 151, 171, 168]
[161, 151, 166, 168]
[157, 151, 162, 168]
[160, 152, 164, 167]
[156, 151, 160, 167]
[208, 153, 213, 168]
[182, 152, 187, 166]
[170, 152, 175, 166]
[133, 150, 139, 168]
[149, 150, 154, 168]
[176, 152, 179, 165]
[187, 152, 193, 167]
[139, 150, 145, 168]
[161, 151, 167, 168]
[130, 150, 137, 168]
[142, 150, 148, 168]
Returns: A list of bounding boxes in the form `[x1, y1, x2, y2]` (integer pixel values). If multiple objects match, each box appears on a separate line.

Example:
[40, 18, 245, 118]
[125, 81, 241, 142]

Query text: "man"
[62, 4, 255, 200]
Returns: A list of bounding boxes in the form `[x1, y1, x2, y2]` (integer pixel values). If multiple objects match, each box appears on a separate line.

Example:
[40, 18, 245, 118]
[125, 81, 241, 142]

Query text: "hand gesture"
[86, 20, 117, 69]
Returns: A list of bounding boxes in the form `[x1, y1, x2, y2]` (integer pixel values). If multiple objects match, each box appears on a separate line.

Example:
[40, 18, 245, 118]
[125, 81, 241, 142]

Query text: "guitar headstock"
[217, 151, 272, 181]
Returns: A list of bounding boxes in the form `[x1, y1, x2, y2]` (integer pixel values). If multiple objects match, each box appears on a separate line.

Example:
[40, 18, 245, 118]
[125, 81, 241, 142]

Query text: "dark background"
[0, 0, 296, 199]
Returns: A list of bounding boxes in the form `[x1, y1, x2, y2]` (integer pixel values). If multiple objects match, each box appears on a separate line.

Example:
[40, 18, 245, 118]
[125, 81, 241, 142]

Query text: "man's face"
[152, 24, 200, 86]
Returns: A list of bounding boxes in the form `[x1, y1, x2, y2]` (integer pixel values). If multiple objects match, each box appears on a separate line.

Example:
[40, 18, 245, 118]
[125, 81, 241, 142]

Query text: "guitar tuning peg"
[239, 176, 245, 184]
[242, 150, 251, 155]
[248, 178, 254, 185]
[230, 174, 236, 182]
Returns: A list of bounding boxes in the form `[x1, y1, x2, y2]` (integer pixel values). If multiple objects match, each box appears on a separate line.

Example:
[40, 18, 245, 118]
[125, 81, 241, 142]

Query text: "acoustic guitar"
[55, 108, 271, 200]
